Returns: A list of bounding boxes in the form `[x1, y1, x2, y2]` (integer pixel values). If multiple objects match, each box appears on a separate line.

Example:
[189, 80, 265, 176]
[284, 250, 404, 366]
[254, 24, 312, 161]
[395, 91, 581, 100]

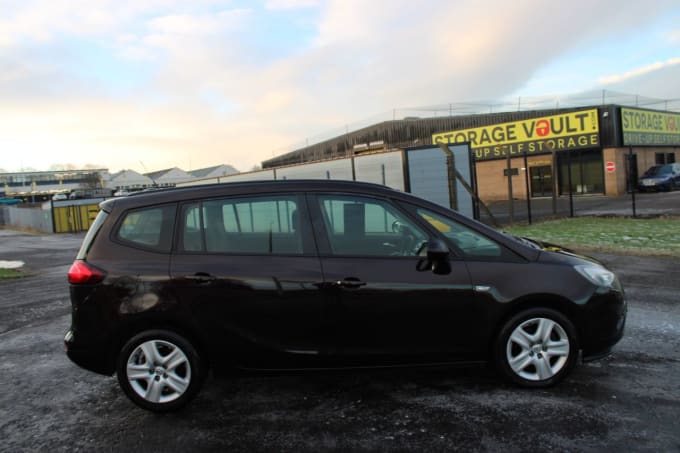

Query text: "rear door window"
[178, 195, 305, 255]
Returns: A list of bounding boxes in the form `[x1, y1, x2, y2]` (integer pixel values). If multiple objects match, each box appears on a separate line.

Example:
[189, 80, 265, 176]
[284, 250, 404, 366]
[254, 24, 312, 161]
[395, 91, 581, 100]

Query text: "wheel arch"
[109, 314, 212, 375]
[489, 293, 582, 356]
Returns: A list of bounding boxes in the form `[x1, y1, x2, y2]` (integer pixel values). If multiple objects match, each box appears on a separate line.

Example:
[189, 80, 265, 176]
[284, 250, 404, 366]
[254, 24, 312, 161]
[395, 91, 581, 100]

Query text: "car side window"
[415, 208, 508, 260]
[116, 205, 175, 252]
[318, 195, 427, 257]
[180, 195, 303, 255]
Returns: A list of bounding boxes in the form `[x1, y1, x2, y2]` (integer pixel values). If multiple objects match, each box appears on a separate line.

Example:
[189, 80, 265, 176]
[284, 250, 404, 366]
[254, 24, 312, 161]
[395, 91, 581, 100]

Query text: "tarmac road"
[0, 229, 679, 452]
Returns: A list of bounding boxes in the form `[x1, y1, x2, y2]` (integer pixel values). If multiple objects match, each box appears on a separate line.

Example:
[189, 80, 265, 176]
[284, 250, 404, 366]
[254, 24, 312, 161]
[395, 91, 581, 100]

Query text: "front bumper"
[579, 289, 627, 361]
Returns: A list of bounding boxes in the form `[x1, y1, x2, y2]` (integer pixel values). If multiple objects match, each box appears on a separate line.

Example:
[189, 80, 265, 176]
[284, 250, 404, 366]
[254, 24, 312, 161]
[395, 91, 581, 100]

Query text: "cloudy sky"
[1, 0, 679, 174]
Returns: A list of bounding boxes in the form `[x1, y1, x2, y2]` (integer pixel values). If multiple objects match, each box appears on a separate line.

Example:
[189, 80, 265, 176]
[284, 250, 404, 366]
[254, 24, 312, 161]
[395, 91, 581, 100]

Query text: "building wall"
[602, 148, 623, 195]
[476, 155, 555, 201]
[603, 146, 680, 196]
[602, 146, 680, 195]
[633, 146, 679, 173]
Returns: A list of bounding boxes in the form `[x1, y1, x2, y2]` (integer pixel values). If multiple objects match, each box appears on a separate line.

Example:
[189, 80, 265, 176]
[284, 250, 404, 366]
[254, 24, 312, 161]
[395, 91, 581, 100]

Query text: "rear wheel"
[117, 330, 204, 412]
[495, 308, 578, 387]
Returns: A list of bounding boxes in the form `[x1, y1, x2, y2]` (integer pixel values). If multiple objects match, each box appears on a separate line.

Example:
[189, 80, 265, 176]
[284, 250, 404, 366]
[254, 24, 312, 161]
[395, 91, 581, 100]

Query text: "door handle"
[184, 273, 216, 283]
[336, 278, 366, 288]
[314, 278, 367, 289]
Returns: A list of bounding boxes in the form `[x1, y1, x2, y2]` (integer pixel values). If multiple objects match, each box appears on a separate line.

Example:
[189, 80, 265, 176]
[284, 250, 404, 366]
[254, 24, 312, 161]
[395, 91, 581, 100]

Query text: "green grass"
[0, 268, 27, 279]
[505, 216, 680, 257]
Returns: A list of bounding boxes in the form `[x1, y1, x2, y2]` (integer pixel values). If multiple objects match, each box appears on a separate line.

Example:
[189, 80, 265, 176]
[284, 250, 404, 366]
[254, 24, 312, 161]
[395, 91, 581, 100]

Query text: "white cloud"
[146, 9, 251, 36]
[265, 0, 320, 10]
[599, 57, 680, 85]
[668, 29, 680, 43]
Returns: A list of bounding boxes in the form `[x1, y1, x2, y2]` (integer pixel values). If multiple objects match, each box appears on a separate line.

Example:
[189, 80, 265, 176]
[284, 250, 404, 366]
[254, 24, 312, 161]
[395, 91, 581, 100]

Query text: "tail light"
[68, 260, 106, 284]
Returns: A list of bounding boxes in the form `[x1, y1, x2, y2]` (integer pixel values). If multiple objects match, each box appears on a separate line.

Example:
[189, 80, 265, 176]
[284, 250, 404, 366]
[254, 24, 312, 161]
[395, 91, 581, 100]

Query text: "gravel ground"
[0, 229, 678, 452]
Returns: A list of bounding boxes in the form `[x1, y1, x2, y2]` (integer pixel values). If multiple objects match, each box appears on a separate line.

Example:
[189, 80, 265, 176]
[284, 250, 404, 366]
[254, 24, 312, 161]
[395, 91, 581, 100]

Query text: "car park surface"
[0, 228, 678, 451]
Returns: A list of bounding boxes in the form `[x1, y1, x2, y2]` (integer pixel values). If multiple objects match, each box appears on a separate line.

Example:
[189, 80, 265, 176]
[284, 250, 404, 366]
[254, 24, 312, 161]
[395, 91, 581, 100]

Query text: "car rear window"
[115, 204, 176, 252]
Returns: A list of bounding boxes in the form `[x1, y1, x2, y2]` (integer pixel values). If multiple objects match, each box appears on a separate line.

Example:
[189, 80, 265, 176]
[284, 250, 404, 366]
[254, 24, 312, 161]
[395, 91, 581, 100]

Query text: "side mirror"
[417, 238, 451, 275]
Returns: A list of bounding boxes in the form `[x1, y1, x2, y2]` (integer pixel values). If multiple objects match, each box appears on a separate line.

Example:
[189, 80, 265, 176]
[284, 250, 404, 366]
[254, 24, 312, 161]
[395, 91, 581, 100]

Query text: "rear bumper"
[64, 329, 116, 376]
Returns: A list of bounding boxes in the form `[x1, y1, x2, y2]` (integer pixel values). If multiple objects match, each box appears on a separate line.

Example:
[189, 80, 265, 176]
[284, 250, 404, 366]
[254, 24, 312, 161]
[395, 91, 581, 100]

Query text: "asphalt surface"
[1, 229, 679, 452]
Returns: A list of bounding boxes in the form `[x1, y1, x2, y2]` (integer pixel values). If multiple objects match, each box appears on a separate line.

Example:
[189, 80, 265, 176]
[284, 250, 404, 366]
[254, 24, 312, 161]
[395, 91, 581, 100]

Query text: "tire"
[117, 329, 205, 412]
[494, 308, 578, 388]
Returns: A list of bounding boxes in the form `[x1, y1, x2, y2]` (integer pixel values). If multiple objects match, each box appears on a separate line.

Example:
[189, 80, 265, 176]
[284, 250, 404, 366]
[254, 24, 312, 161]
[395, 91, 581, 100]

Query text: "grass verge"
[0, 268, 28, 279]
[504, 216, 680, 257]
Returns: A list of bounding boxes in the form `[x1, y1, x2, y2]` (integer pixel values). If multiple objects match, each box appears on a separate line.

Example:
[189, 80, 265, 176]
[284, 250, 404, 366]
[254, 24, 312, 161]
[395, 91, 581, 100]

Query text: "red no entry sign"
[606, 161, 615, 173]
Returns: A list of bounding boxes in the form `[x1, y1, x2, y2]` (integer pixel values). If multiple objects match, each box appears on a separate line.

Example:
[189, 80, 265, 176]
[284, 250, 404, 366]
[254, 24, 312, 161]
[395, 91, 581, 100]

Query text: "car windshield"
[644, 165, 672, 177]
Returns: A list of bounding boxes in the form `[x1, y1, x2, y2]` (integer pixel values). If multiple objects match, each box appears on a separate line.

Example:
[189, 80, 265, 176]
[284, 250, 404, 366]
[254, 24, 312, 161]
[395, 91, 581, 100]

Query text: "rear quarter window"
[115, 204, 176, 252]
[76, 210, 109, 260]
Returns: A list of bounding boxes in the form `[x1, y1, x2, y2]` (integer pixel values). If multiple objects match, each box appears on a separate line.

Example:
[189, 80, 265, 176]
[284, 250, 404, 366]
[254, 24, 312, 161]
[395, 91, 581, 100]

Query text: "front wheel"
[117, 330, 205, 412]
[494, 308, 578, 387]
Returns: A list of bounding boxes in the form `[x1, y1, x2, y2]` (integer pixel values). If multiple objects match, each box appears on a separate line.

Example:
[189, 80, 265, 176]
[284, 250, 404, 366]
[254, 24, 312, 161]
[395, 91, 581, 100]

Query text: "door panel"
[319, 256, 480, 362]
[310, 193, 482, 364]
[169, 193, 326, 368]
[170, 254, 325, 367]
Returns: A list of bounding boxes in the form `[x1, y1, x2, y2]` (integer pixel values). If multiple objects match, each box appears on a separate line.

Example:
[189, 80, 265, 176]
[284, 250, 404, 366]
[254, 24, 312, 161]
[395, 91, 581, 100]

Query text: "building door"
[530, 166, 553, 197]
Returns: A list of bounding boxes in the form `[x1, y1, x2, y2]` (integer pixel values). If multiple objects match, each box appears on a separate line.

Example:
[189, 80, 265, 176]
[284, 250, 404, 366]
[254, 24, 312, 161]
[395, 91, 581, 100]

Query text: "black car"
[65, 180, 626, 412]
[637, 163, 680, 192]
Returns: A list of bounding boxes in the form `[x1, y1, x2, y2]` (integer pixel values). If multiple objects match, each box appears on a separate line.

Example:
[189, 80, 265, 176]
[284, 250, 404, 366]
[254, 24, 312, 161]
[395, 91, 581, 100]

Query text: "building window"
[656, 152, 676, 165]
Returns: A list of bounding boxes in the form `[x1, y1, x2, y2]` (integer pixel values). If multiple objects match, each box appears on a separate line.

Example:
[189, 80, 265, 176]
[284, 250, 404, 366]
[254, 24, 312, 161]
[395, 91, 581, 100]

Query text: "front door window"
[318, 195, 428, 257]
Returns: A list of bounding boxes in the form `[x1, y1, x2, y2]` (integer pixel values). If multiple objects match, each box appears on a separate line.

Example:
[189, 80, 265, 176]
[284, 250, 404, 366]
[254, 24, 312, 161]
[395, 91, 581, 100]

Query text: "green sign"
[621, 107, 680, 146]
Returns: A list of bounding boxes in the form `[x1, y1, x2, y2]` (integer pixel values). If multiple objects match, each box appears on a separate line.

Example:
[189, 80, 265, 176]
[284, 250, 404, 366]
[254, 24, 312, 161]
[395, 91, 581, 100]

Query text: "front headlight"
[574, 264, 618, 289]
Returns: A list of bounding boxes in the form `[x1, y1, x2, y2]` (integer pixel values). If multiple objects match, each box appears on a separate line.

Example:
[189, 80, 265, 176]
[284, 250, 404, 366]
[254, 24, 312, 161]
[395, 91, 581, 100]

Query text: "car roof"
[101, 179, 407, 211]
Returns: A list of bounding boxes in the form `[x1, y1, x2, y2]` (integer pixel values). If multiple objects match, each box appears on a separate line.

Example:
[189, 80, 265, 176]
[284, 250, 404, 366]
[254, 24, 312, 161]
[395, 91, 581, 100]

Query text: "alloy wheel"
[126, 339, 192, 404]
[505, 317, 570, 381]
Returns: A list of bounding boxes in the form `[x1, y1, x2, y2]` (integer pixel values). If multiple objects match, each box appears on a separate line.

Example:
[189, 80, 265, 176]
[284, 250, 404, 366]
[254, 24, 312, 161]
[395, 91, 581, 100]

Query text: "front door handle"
[314, 278, 367, 289]
[336, 278, 366, 288]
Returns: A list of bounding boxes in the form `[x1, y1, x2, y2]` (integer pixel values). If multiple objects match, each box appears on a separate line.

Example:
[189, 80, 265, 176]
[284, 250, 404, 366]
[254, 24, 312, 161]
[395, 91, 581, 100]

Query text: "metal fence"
[479, 190, 680, 228]
[0, 204, 53, 233]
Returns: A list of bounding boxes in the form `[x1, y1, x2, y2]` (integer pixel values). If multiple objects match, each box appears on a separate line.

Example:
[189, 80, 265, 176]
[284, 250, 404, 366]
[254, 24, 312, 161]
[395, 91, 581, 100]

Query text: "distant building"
[1, 163, 241, 199]
[144, 167, 193, 187]
[190, 164, 238, 180]
[0, 169, 110, 197]
[109, 170, 154, 190]
[262, 105, 680, 199]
